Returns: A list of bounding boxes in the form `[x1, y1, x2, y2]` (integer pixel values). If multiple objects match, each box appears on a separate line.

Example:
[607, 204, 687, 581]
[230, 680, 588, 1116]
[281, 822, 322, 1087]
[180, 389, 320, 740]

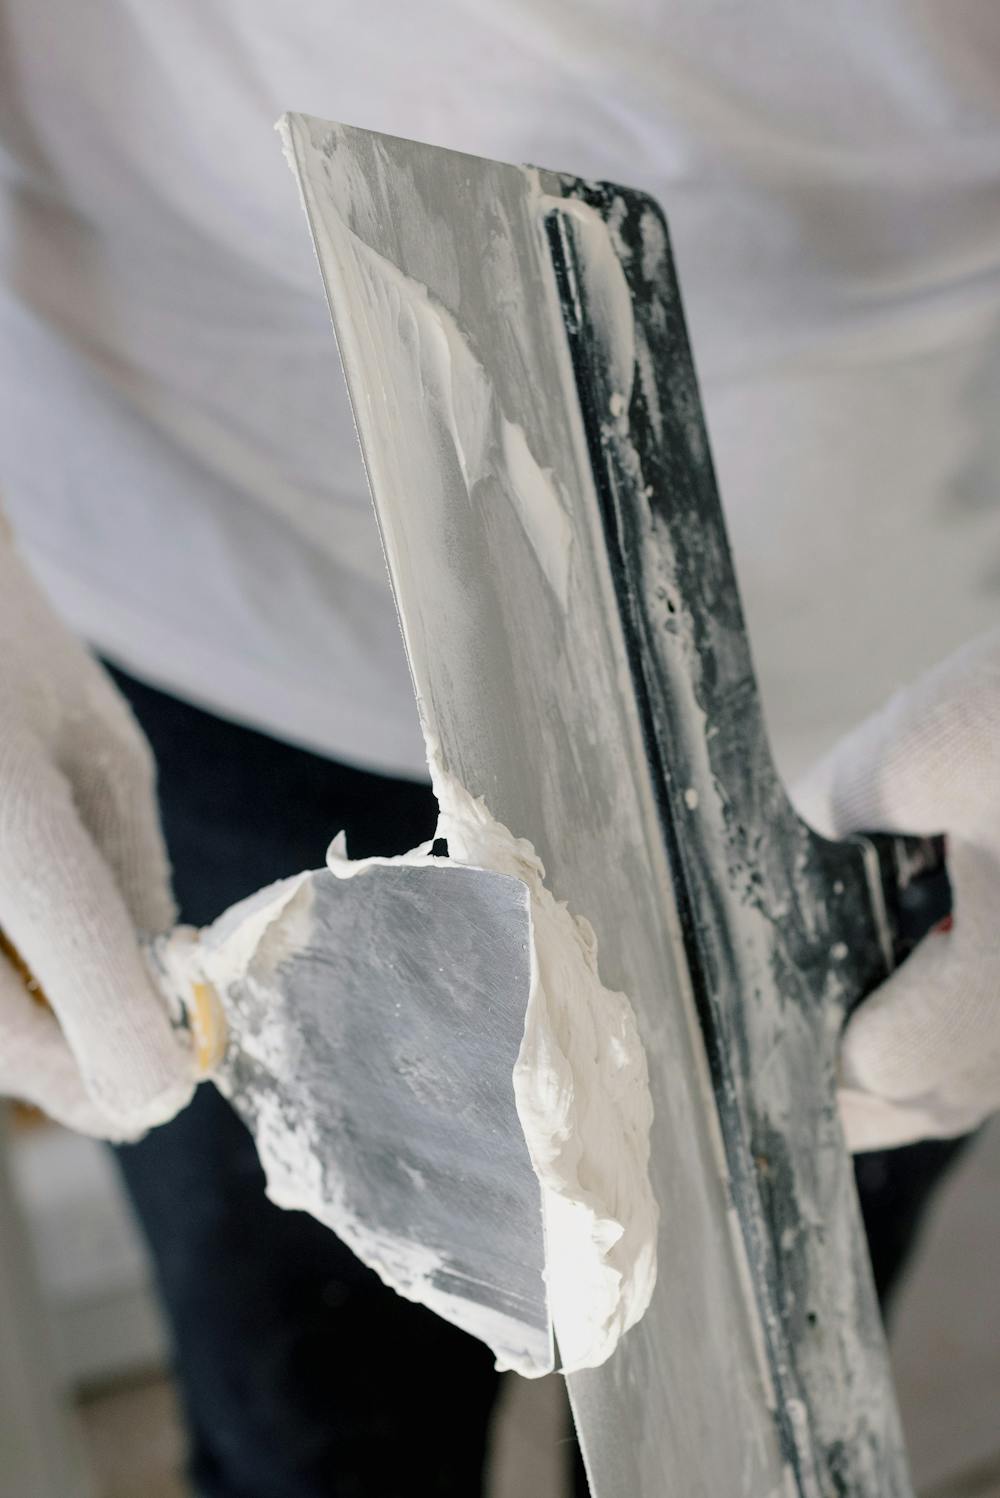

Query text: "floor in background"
[488, 1372, 570, 1498]
[11, 1121, 168, 1389]
[891, 1117, 1000, 1498]
[77, 1375, 189, 1498]
[71, 1120, 1000, 1498]
[74, 1368, 572, 1498]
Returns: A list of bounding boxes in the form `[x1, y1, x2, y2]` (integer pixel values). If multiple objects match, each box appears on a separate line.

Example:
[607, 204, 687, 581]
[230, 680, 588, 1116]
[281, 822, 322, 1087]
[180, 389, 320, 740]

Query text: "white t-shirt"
[2, 1, 999, 781]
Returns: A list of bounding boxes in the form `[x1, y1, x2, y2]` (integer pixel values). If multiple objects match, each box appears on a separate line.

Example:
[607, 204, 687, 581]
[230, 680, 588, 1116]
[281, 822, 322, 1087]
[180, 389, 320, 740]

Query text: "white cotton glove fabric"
[0, 531, 195, 1139]
[794, 630, 1000, 1154]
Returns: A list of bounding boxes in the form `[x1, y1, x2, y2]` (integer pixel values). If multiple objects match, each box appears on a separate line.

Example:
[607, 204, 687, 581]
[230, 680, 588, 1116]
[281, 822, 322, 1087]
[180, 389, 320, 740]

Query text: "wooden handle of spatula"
[0, 928, 46, 1003]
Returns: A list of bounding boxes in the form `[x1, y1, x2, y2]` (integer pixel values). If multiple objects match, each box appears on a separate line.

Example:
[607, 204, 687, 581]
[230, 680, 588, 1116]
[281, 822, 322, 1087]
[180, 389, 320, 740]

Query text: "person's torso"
[3, 0, 1000, 777]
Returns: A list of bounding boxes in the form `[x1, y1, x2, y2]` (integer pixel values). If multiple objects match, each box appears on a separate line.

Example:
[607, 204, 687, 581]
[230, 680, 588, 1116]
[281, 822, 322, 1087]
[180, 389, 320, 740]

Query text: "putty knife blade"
[168, 860, 550, 1376]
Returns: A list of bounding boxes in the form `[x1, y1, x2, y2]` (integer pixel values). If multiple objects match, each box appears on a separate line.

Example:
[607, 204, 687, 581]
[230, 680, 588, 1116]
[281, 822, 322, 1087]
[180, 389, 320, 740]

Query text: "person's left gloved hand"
[794, 629, 1000, 1154]
[0, 525, 195, 1139]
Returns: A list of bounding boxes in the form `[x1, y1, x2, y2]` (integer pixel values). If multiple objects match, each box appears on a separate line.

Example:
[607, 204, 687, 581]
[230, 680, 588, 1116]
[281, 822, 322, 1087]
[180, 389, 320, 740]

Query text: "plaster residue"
[541, 193, 636, 425]
[425, 748, 658, 1373]
[150, 873, 312, 1043]
[338, 221, 574, 609]
[326, 760, 659, 1372]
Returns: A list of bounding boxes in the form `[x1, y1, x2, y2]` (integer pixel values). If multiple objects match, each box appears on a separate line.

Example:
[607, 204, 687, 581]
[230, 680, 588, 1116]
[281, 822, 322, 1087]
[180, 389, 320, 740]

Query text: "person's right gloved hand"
[0, 524, 195, 1140]
[794, 629, 1000, 1153]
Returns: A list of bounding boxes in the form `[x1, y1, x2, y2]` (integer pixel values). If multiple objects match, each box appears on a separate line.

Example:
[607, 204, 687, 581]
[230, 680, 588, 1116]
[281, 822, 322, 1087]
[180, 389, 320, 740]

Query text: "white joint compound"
[429, 751, 657, 1373]
[324, 749, 658, 1374]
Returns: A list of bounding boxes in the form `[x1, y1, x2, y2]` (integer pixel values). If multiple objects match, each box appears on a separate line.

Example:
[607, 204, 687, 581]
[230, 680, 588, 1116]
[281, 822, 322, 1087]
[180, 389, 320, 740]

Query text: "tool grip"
[870, 832, 951, 972]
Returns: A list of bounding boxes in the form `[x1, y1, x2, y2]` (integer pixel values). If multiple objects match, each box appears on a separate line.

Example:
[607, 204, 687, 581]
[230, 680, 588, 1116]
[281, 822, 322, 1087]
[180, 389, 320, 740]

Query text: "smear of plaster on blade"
[397, 250, 572, 606]
[279, 118, 574, 607]
[259, 1109, 544, 1377]
[423, 748, 658, 1373]
[319, 203, 573, 607]
[152, 873, 315, 1027]
[639, 203, 668, 282]
[540, 194, 636, 420]
[202, 874, 316, 984]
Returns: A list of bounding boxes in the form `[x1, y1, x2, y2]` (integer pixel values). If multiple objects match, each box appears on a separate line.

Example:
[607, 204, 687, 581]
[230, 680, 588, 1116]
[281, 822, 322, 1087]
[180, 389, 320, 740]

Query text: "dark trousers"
[109, 666, 966, 1497]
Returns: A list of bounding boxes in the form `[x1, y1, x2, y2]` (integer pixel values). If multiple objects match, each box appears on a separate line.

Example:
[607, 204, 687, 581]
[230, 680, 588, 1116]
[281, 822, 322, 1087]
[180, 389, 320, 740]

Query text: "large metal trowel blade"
[280, 112, 916, 1497]
[208, 862, 550, 1376]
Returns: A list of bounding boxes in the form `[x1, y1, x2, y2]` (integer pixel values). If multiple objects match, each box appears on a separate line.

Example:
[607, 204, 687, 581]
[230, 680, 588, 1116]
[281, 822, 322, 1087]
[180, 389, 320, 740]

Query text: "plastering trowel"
[279, 115, 950, 1497]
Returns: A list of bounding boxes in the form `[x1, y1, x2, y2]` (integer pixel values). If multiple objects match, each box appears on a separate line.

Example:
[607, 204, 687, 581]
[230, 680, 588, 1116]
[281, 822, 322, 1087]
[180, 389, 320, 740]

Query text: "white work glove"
[794, 629, 1000, 1153]
[0, 527, 194, 1140]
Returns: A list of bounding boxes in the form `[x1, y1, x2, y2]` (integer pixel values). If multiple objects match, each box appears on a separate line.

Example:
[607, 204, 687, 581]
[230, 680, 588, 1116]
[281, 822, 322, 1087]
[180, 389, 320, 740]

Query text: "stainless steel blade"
[281, 113, 790, 1493]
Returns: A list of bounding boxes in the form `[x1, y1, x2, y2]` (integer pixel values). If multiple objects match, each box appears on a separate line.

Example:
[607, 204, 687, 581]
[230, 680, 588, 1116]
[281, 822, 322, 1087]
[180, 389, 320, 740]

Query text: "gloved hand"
[794, 629, 1000, 1153]
[0, 524, 194, 1139]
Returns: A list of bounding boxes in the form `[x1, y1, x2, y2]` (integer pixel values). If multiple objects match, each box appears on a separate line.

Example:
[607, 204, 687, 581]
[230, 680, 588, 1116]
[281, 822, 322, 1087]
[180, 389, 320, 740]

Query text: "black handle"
[869, 833, 951, 974]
